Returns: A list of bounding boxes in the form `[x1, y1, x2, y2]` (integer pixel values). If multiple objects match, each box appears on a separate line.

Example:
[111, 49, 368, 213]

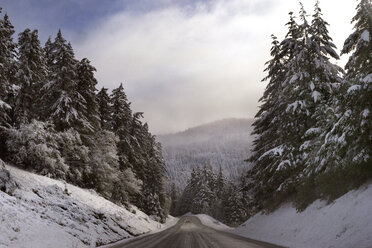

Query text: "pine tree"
[177, 167, 201, 215]
[190, 165, 216, 215]
[140, 121, 168, 221]
[337, 0, 372, 167]
[216, 166, 226, 199]
[248, 3, 343, 209]
[15, 29, 47, 126]
[44, 37, 54, 68]
[247, 12, 303, 209]
[110, 83, 132, 168]
[76, 58, 100, 133]
[293, 2, 343, 207]
[315, 0, 372, 200]
[169, 183, 179, 216]
[42, 30, 82, 131]
[222, 184, 246, 226]
[97, 87, 112, 130]
[247, 34, 289, 209]
[0, 10, 16, 127]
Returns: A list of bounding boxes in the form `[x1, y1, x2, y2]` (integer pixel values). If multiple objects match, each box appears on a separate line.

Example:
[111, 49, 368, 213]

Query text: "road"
[108, 216, 284, 248]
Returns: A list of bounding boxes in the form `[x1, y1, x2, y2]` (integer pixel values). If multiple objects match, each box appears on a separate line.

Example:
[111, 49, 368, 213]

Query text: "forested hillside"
[159, 118, 254, 189]
[0, 7, 168, 222]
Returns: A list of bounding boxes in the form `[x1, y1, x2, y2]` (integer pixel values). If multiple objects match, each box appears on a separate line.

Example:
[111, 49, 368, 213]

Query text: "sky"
[0, 0, 357, 134]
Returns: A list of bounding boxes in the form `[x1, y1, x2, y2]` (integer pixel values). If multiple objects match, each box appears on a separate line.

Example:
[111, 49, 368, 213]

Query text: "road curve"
[108, 216, 284, 248]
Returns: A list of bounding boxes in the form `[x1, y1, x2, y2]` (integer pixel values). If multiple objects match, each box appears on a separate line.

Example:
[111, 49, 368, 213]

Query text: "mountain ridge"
[158, 118, 255, 189]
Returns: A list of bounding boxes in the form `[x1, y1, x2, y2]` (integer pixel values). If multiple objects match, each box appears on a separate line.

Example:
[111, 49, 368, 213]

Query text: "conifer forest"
[0, 1, 371, 248]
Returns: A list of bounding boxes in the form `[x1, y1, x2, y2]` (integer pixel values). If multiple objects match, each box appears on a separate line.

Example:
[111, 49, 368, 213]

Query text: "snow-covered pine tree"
[269, 3, 342, 208]
[247, 12, 303, 209]
[139, 120, 168, 221]
[0, 10, 16, 127]
[222, 184, 246, 226]
[293, 1, 343, 208]
[216, 166, 226, 199]
[97, 87, 112, 130]
[44, 37, 54, 68]
[337, 0, 371, 167]
[190, 165, 217, 216]
[177, 167, 201, 215]
[247, 34, 289, 209]
[2, 13, 17, 106]
[42, 30, 85, 131]
[169, 183, 179, 216]
[75, 58, 100, 133]
[110, 83, 133, 168]
[212, 166, 227, 220]
[315, 0, 372, 200]
[14, 29, 47, 126]
[248, 3, 343, 210]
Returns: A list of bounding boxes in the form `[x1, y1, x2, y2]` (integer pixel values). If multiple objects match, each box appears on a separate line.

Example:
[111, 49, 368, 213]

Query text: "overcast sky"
[0, 0, 356, 134]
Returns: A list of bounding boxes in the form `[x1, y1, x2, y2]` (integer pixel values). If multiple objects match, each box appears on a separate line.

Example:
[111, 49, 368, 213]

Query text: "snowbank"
[233, 183, 372, 248]
[100, 215, 179, 248]
[184, 213, 232, 230]
[0, 163, 174, 248]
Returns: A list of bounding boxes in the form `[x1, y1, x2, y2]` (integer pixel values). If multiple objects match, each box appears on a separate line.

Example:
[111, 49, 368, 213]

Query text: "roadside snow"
[99, 215, 179, 248]
[0, 163, 173, 248]
[233, 182, 372, 248]
[184, 213, 232, 231]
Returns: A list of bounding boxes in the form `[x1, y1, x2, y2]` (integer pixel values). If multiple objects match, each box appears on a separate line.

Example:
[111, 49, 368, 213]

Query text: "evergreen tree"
[191, 165, 217, 215]
[42, 30, 81, 131]
[337, 0, 372, 167]
[110, 83, 132, 168]
[44, 37, 54, 68]
[216, 166, 226, 199]
[247, 12, 303, 209]
[140, 121, 168, 221]
[222, 184, 246, 226]
[293, 1, 343, 208]
[177, 167, 201, 215]
[97, 87, 112, 130]
[169, 183, 179, 216]
[247, 34, 289, 209]
[76, 58, 100, 133]
[314, 0, 372, 200]
[0, 10, 16, 127]
[15, 29, 47, 126]
[248, 3, 342, 209]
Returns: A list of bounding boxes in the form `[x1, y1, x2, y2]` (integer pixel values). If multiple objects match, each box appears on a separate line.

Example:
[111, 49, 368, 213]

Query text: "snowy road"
[107, 216, 283, 248]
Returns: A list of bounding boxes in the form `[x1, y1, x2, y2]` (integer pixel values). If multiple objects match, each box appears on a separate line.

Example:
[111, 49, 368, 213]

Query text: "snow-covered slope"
[0, 162, 175, 248]
[233, 182, 372, 248]
[158, 118, 254, 189]
[191, 214, 232, 231]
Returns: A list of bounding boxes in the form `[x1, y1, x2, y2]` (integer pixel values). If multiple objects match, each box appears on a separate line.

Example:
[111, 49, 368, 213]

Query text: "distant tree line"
[170, 165, 251, 226]
[0, 7, 168, 222]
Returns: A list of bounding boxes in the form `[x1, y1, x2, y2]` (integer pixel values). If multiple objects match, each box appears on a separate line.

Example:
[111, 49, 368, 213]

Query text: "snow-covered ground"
[233, 182, 372, 248]
[184, 213, 232, 231]
[0, 161, 176, 248]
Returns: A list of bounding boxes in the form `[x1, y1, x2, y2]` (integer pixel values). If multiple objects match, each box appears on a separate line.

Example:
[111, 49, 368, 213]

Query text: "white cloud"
[74, 0, 356, 134]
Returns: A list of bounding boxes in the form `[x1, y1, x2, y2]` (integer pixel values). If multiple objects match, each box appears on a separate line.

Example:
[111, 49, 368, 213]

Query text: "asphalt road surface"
[108, 216, 284, 248]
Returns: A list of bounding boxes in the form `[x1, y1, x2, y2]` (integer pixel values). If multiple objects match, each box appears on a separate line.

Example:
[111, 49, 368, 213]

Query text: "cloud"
[74, 0, 356, 134]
